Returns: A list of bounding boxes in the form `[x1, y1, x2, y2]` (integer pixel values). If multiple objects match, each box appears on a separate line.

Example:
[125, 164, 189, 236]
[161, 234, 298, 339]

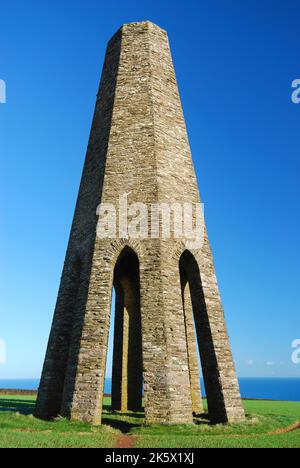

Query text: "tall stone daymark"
[35, 21, 245, 425]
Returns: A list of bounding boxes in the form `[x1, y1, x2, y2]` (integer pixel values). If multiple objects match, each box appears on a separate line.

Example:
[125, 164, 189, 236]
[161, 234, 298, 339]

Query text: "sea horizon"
[0, 377, 299, 402]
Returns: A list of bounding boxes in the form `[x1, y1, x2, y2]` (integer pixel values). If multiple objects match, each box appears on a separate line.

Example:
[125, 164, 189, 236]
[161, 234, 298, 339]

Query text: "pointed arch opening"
[180, 251, 203, 415]
[106, 247, 143, 413]
[179, 249, 227, 423]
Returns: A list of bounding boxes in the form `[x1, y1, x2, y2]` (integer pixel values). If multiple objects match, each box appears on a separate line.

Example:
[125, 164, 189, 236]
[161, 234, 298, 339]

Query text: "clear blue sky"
[0, 0, 299, 379]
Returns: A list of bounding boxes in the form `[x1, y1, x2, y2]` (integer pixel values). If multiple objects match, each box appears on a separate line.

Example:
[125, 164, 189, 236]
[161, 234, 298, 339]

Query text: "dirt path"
[115, 434, 136, 448]
[112, 420, 300, 446]
[223, 420, 300, 440]
[271, 421, 300, 435]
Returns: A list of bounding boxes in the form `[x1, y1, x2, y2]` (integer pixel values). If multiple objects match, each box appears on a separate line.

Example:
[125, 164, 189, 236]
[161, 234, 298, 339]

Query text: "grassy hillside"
[0, 395, 299, 448]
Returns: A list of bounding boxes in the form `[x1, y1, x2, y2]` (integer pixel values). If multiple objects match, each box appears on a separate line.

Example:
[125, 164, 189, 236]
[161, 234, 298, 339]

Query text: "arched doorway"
[179, 249, 228, 423]
[111, 247, 143, 412]
[180, 251, 203, 415]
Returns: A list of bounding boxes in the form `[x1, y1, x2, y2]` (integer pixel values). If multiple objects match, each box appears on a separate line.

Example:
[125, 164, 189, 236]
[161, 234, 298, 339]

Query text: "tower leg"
[111, 284, 124, 411]
[182, 246, 245, 424]
[34, 254, 82, 419]
[126, 279, 143, 412]
[60, 245, 114, 424]
[141, 245, 193, 425]
[120, 300, 129, 412]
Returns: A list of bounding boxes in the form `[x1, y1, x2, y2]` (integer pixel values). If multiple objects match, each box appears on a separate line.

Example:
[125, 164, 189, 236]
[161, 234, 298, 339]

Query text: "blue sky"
[0, 0, 299, 379]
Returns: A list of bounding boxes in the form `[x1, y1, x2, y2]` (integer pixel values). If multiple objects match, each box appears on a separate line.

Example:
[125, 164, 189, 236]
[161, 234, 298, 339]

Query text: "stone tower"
[35, 21, 245, 425]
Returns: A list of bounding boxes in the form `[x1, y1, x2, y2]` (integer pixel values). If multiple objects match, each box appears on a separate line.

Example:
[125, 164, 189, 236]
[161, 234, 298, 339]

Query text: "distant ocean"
[0, 378, 299, 402]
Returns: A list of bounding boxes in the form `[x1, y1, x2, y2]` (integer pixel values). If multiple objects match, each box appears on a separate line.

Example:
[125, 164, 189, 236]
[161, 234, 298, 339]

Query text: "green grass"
[0, 395, 299, 448]
[0, 395, 118, 448]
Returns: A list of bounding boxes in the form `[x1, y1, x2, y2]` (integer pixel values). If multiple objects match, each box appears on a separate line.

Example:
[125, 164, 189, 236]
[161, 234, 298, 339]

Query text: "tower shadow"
[101, 415, 141, 433]
[0, 398, 35, 415]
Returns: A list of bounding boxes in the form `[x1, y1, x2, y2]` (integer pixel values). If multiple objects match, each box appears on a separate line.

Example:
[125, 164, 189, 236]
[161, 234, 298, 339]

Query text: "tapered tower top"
[107, 20, 168, 46]
[119, 20, 166, 33]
